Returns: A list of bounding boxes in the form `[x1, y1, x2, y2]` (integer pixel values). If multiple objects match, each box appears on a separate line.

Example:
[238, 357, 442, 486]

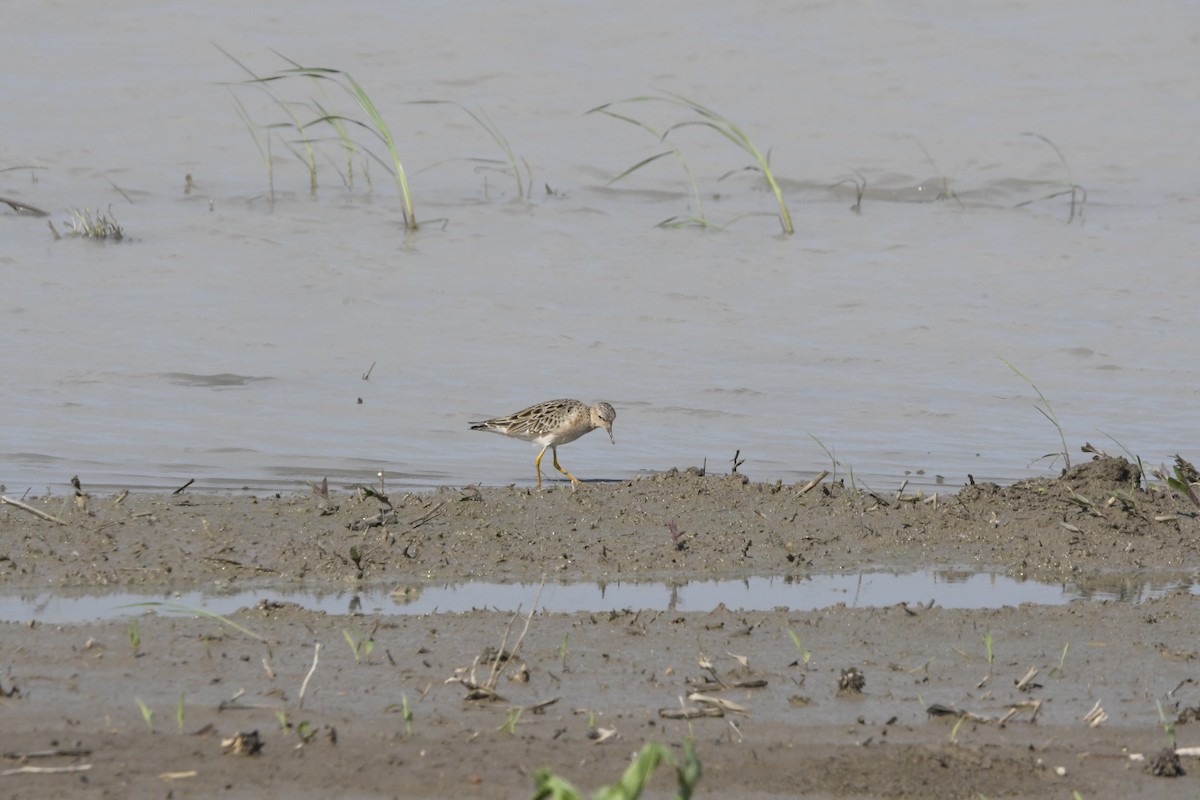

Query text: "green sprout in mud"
[343, 625, 375, 664]
[295, 720, 318, 744]
[999, 357, 1070, 470]
[1156, 456, 1200, 507]
[384, 695, 414, 736]
[128, 620, 141, 657]
[559, 633, 570, 670]
[1049, 642, 1070, 679]
[1156, 699, 1177, 750]
[983, 629, 995, 676]
[533, 740, 701, 800]
[786, 628, 812, 666]
[401, 693, 413, 736]
[498, 707, 523, 736]
[176, 692, 185, 733]
[135, 697, 154, 732]
[949, 715, 966, 744]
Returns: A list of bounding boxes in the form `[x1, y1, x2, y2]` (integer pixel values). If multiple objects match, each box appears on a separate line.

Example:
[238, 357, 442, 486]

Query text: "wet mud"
[1, 457, 1198, 798]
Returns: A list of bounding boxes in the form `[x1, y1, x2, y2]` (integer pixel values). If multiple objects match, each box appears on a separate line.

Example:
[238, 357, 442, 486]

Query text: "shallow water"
[3, 2, 1198, 494]
[7, 570, 1197, 624]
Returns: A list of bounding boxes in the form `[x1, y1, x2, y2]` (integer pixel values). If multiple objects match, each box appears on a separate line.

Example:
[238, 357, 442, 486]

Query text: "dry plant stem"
[797, 471, 829, 496]
[484, 579, 545, 692]
[1, 748, 91, 759]
[3, 765, 93, 776]
[298, 642, 320, 709]
[0, 496, 66, 525]
[0, 196, 48, 216]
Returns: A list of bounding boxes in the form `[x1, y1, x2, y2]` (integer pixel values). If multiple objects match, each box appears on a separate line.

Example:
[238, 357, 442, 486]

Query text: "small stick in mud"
[0, 496, 66, 525]
[298, 643, 320, 709]
[455, 580, 545, 700]
[796, 470, 828, 496]
[172, 478, 194, 495]
[1014, 666, 1041, 692]
[1, 747, 92, 760]
[2, 765, 93, 776]
[666, 520, 686, 550]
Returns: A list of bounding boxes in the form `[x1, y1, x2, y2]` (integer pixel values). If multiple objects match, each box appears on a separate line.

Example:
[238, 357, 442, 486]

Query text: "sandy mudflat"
[1, 457, 1198, 798]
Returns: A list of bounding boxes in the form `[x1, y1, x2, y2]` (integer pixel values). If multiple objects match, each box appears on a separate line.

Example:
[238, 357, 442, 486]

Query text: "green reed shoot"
[587, 101, 709, 229]
[309, 82, 370, 190]
[589, 93, 793, 234]
[999, 357, 1071, 470]
[983, 628, 994, 675]
[230, 90, 275, 198]
[176, 693, 186, 733]
[411, 100, 531, 199]
[218, 47, 416, 227]
[217, 45, 318, 194]
[275, 56, 416, 228]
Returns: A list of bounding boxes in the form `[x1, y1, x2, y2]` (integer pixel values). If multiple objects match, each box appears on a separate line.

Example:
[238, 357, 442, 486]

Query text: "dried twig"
[1, 748, 91, 760]
[797, 470, 829, 496]
[0, 496, 66, 525]
[298, 642, 320, 709]
[3, 765, 92, 775]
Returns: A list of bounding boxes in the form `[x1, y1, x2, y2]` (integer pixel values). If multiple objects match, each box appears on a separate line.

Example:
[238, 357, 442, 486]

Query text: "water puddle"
[6, 570, 1196, 624]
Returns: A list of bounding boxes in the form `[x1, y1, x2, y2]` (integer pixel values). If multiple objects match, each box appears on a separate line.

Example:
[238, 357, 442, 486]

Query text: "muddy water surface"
[2, 2, 1199, 494]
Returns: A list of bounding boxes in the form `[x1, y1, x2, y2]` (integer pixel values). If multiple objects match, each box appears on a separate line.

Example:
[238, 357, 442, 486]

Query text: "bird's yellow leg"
[551, 446, 581, 488]
[534, 446, 547, 489]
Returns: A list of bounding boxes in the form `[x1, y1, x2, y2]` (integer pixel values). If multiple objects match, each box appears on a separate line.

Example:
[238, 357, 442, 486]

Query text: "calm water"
[2, 2, 1198, 494]
[5, 570, 1197, 624]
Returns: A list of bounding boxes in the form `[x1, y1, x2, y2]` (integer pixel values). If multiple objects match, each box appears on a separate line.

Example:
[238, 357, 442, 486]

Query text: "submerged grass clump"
[588, 92, 793, 234]
[52, 207, 125, 240]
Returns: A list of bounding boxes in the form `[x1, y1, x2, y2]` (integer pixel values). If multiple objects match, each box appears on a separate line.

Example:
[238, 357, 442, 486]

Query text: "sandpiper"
[470, 399, 616, 488]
